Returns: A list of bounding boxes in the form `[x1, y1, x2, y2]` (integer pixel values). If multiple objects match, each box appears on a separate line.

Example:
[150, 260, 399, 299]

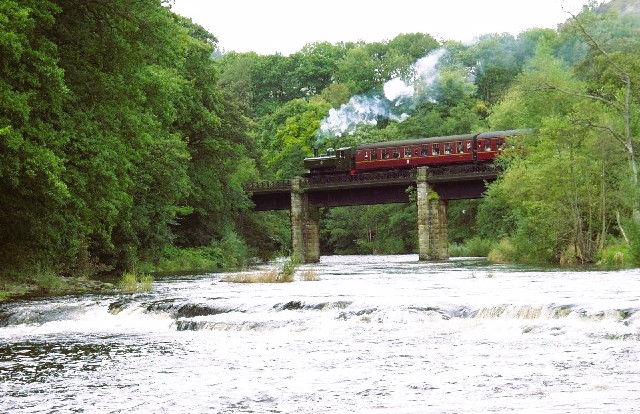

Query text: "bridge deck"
[244, 164, 501, 211]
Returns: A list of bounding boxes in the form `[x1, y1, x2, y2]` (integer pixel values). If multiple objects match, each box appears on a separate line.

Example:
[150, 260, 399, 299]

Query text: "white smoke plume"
[317, 48, 446, 144]
[384, 48, 445, 104]
[318, 95, 408, 138]
[383, 78, 414, 103]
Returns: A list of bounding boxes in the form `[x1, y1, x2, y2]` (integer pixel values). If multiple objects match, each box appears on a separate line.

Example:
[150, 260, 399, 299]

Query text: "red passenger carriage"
[304, 130, 522, 175]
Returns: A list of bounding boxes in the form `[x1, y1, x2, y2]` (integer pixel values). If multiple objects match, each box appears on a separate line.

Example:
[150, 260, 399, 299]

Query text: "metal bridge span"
[243, 164, 500, 263]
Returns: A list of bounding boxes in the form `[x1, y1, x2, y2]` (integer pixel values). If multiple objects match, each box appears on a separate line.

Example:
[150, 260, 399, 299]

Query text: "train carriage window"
[404, 147, 412, 158]
[420, 145, 428, 156]
[393, 147, 400, 158]
[444, 143, 451, 154]
[370, 149, 377, 160]
[484, 140, 491, 151]
[432, 144, 440, 155]
[382, 149, 389, 159]
[497, 139, 505, 150]
[457, 141, 463, 153]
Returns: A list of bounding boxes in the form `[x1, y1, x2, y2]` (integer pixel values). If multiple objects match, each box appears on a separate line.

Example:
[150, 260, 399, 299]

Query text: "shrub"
[279, 257, 298, 282]
[449, 237, 495, 257]
[119, 271, 153, 293]
[140, 232, 251, 274]
[488, 238, 518, 263]
[597, 243, 632, 268]
[448, 242, 466, 257]
[211, 232, 249, 270]
[465, 237, 495, 257]
[33, 270, 66, 292]
[625, 219, 640, 266]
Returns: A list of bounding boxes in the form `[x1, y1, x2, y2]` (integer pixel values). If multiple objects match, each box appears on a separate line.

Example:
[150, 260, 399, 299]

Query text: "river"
[0, 255, 639, 413]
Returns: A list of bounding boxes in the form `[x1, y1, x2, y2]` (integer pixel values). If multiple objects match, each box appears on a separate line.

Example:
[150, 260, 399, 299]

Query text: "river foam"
[1, 255, 639, 413]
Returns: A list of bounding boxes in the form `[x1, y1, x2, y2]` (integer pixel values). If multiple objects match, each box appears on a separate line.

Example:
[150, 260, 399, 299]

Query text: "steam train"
[304, 130, 525, 175]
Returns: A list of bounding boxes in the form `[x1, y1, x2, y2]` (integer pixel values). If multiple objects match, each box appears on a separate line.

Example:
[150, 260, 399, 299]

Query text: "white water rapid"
[1, 255, 639, 413]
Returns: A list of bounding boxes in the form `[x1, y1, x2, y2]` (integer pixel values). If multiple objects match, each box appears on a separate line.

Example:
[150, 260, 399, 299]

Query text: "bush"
[597, 243, 632, 268]
[33, 270, 66, 292]
[119, 271, 153, 293]
[278, 257, 297, 282]
[488, 238, 518, 263]
[448, 242, 466, 257]
[147, 246, 219, 273]
[139, 233, 250, 274]
[211, 232, 249, 270]
[449, 237, 495, 257]
[626, 219, 640, 266]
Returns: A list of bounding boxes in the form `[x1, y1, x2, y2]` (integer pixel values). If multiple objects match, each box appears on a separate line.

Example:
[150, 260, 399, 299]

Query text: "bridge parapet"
[424, 163, 501, 181]
[243, 179, 292, 193]
[244, 163, 501, 195]
[302, 169, 417, 190]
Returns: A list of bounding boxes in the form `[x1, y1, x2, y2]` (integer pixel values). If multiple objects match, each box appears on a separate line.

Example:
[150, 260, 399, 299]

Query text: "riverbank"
[3, 241, 635, 302]
[450, 236, 639, 268]
[0, 244, 255, 302]
[0, 273, 117, 302]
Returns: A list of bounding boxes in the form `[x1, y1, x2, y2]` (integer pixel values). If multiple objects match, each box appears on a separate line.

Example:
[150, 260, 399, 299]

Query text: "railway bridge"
[243, 164, 500, 263]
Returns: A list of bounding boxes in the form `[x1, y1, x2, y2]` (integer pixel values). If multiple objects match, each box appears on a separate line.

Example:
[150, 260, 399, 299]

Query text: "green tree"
[470, 31, 557, 104]
[560, 8, 640, 220]
[49, 0, 198, 270]
[171, 17, 253, 247]
[322, 204, 417, 255]
[259, 97, 331, 179]
[290, 42, 349, 96]
[486, 41, 633, 263]
[0, 0, 70, 271]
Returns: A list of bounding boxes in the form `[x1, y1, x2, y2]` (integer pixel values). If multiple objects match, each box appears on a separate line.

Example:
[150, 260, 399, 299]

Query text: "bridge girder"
[246, 165, 499, 211]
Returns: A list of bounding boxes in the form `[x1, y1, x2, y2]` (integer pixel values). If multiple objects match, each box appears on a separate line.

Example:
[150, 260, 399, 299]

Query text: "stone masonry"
[417, 167, 449, 260]
[291, 178, 320, 263]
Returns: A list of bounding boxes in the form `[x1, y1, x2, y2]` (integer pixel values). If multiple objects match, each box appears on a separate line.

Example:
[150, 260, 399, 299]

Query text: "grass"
[0, 267, 117, 301]
[299, 268, 320, 281]
[221, 268, 289, 283]
[118, 271, 153, 293]
[221, 258, 320, 283]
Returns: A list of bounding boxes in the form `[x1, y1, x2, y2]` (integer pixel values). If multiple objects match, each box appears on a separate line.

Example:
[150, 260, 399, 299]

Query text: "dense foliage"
[1, 0, 639, 290]
[0, 0, 257, 281]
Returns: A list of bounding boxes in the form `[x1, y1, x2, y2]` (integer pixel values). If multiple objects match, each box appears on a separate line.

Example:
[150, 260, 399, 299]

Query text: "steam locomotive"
[304, 130, 525, 175]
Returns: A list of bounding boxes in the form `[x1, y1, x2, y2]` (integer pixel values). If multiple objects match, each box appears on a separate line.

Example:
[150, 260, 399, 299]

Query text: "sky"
[169, 0, 594, 55]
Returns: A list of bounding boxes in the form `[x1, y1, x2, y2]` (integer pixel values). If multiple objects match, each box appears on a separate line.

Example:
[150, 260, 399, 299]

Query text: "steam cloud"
[317, 48, 446, 145]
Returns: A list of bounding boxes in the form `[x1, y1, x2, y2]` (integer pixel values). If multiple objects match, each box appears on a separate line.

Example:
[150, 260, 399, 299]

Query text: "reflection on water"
[1, 255, 639, 413]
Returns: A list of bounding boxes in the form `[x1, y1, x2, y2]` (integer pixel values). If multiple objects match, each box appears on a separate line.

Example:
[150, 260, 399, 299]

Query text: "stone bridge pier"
[290, 167, 449, 263]
[416, 167, 448, 260]
[291, 178, 320, 263]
